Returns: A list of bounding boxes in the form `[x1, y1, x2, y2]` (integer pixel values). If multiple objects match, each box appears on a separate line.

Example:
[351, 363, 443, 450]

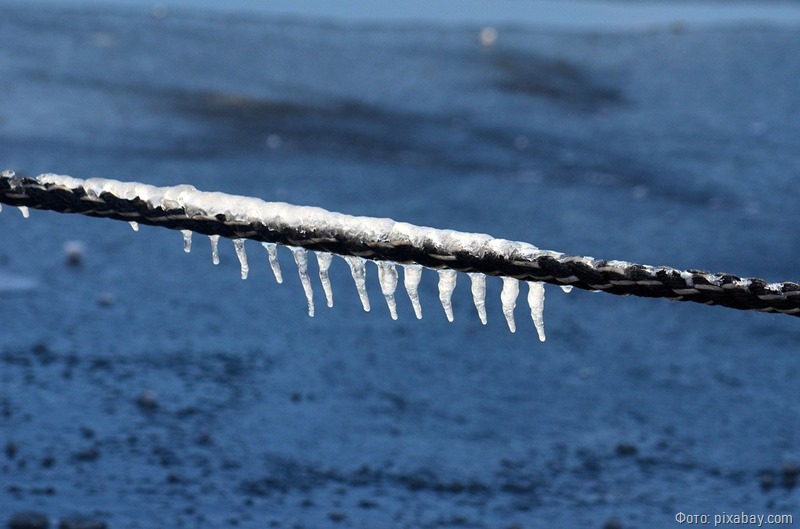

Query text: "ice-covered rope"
[1, 170, 799, 340]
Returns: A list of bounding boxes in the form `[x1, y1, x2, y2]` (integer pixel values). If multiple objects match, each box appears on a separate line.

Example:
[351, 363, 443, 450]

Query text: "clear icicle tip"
[377, 261, 399, 320]
[500, 277, 520, 333]
[467, 273, 487, 325]
[181, 230, 192, 253]
[18, 206, 29, 218]
[129, 221, 139, 232]
[316, 251, 334, 308]
[403, 264, 423, 319]
[527, 281, 546, 342]
[343, 255, 370, 312]
[437, 269, 458, 322]
[261, 242, 283, 284]
[291, 247, 314, 317]
[209, 234, 220, 265]
[233, 239, 249, 280]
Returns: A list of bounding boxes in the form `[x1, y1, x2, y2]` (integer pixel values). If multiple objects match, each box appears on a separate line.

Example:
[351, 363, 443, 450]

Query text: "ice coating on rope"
[467, 273, 488, 325]
[233, 239, 249, 280]
[18, 206, 29, 218]
[437, 269, 457, 322]
[129, 221, 139, 231]
[377, 261, 399, 320]
[403, 264, 423, 319]
[261, 242, 283, 284]
[500, 277, 520, 332]
[344, 255, 370, 312]
[527, 282, 546, 342]
[209, 235, 220, 265]
[291, 247, 314, 317]
[181, 230, 192, 253]
[315, 251, 334, 308]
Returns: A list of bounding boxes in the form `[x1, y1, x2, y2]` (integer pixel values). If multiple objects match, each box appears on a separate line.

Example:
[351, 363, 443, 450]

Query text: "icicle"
[291, 247, 314, 317]
[437, 269, 457, 322]
[261, 242, 283, 284]
[316, 251, 334, 308]
[129, 221, 139, 231]
[180, 230, 192, 253]
[343, 255, 370, 312]
[403, 264, 423, 319]
[0, 203, 3, 213]
[209, 234, 220, 265]
[527, 282, 546, 342]
[500, 277, 519, 332]
[18, 206, 29, 218]
[467, 273, 487, 325]
[377, 261, 399, 320]
[233, 239, 249, 280]
[560, 285, 573, 293]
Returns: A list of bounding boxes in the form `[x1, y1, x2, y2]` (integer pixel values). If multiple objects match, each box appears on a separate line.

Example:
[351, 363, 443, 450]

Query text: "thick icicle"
[560, 285, 573, 293]
[129, 221, 139, 231]
[437, 269, 457, 322]
[467, 273, 487, 325]
[377, 261, 399, 320]
[209, 234, 220, 265]
[527, 282, 546, 342]
[343, 255, 370, 312]
[403, 264, 423, 319]
[18, 206, 29, 218]
[316, 251, 334, 308]
[233, 239, 249, 280]
[181, 230, 192, 253]
[261, 242, 283, 284]
[291, 247, 314, 317]
[501, 277, 520, 332]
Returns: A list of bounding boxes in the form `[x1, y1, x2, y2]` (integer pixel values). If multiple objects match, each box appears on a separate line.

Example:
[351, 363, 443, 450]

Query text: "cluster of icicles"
[125, 220, 557, 340]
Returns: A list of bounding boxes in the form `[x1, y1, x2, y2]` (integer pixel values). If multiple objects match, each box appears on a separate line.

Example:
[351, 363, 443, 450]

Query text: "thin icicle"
[316, 251, 334, 308]
[233, 239, 249, 280]
[560, 285, 573, 293]
[403, 264, 423, 319]
[261, 242, 283, 284]
[0, 203, 3, 213]
[467, 273, 487, 325]
[437, 269, 457, 322]
[343, 255, 370, 312]
[209, 234, 220, 265]
[181, 230, 192, 253]
[500, 277, 520, 332]
[291, 247, 314, 317]
[129, 221, 139, 231]
[18, 206, 29, 218]
[527, 282, 546, 342]
[377, 261, 399, 320]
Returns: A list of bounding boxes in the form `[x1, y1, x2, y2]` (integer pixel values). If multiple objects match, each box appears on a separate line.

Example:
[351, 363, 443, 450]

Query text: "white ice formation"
[18, 206, 29, 218]
[129, 221, 139, 231]
[27, 173, 574, 339]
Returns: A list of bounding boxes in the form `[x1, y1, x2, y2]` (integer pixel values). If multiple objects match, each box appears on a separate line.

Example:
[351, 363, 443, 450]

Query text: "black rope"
[2, 172, 799, 317]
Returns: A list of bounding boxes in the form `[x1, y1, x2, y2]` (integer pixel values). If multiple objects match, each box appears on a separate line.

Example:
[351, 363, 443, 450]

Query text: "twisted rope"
[1, 170, 799, 317]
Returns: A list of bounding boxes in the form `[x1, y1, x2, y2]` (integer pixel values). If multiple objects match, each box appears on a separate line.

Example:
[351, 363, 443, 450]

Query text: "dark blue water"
[1, 4, 799, 528]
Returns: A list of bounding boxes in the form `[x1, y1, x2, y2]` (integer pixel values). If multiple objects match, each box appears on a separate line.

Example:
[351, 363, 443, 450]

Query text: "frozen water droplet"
[316, 251, 334, 308]
[527, 282, 546, 342]
[467, 273, 487, 325]
[437, 269, 457, 322]
[403, 264, 423, 319]
[501, 277, 519, 332]
[209, 235, 220, 265]
[233, 239, 248, 280]
[18, 206, 29, 218]
[343, 255, 370, 312]
[261, 242, 283, 284]
[377, 261, 398, 320]
[129, 221, 139, 232]
[560, 285, 573, 293]
[291, 247, 314, 317]
[181, 230, 192, 253]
